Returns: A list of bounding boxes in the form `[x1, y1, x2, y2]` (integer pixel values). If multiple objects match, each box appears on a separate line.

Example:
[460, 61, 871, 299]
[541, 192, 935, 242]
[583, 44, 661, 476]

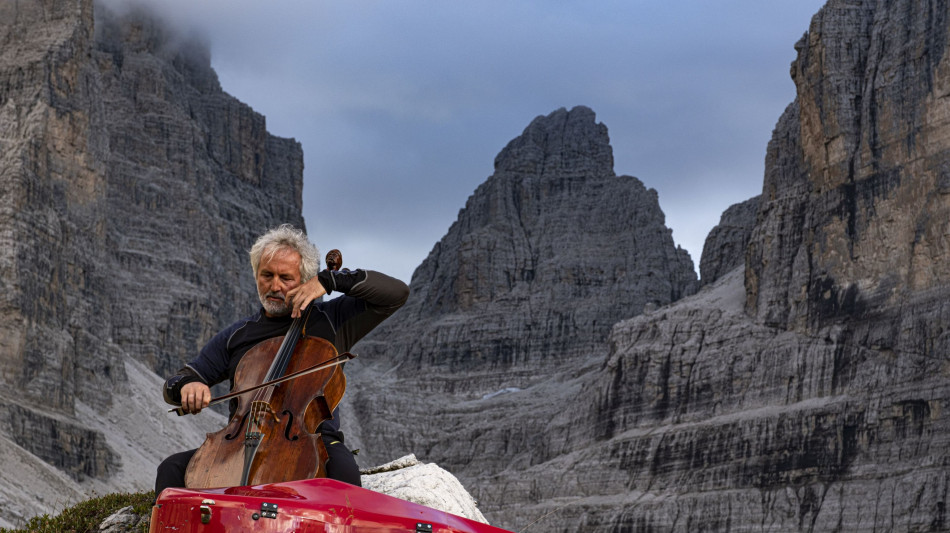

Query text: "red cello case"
[150, 477, 516, 533]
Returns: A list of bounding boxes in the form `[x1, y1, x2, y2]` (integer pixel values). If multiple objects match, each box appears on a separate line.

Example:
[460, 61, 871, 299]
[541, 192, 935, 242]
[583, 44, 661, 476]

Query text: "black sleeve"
[162, 367, 206, 406]
[318, 269, 409, 352]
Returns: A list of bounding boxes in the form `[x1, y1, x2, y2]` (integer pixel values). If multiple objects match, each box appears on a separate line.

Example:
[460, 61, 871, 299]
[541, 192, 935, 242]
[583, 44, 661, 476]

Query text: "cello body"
[184, 335, 345, 489]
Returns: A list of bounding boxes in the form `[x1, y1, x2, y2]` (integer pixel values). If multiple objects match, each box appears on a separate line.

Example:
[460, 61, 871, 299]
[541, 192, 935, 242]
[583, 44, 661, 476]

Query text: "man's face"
[256, 247, 303, 317]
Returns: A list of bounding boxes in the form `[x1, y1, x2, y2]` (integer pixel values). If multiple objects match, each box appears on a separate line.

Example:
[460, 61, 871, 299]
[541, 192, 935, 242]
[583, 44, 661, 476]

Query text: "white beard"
[259, 291, 291, 316]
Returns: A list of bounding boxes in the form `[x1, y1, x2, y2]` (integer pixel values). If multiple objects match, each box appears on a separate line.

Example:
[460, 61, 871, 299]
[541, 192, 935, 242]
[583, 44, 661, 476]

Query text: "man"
[155, 224, 409, 496]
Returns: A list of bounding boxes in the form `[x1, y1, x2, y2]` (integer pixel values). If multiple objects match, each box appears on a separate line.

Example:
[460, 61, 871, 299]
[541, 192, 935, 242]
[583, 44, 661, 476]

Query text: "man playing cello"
[155, 224, 409, 496]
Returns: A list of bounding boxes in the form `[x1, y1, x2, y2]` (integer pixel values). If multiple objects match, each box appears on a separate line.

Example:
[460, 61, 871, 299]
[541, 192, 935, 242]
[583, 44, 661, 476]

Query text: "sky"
[105, 0, 828, 284]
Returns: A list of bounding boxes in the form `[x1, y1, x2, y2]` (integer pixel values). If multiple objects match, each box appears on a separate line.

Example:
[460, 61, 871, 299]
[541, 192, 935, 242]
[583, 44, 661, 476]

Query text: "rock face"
[0, 0, 302, 524]
[747, 0, 950, 332]
[7, 0, 950, 531]
[350, 1, 950, 532]
[344, 106, 698, 527]
[354, 105, 697, 381]
[699, 195, 759, 286]
[359, 455, 490, 524]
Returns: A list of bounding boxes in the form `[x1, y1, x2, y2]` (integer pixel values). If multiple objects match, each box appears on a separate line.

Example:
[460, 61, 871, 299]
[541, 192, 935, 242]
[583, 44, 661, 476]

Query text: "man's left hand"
[286, 277, 327, 318]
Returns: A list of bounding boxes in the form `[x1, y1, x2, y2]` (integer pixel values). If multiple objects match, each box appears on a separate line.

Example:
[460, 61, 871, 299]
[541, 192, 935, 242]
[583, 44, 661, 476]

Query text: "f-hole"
[281, 410, 299, 441]
[225, 412, 250, 440]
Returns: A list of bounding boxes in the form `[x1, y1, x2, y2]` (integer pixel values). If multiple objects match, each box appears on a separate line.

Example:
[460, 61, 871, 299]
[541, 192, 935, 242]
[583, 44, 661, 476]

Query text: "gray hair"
[249, 224, 320, 282]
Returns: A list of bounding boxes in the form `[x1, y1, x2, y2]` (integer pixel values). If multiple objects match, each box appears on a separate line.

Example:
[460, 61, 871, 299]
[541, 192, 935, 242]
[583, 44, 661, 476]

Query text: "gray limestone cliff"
[746, 0, 950, 333]
[487, 1, 950, 530]
[699, 195, 759, 286]
[351, 1, 950, 532]
[0, 0, 302, 524]
[344, 106, 698, 529]
[357, 106, 697, 380]
[6, 0, 950, 531]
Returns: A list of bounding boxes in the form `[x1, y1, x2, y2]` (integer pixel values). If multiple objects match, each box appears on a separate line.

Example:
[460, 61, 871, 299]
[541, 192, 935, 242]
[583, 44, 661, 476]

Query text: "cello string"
[241, 300, 320, 467]
[246, 308, 308, 439]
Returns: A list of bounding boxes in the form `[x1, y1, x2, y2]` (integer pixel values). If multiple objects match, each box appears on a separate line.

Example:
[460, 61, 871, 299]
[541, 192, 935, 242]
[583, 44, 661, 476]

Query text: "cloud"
[97, 0, 827, 282]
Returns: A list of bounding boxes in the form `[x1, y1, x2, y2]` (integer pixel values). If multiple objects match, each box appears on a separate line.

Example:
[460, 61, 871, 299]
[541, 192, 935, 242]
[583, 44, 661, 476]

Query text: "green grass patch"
[0, 491, 153, 533]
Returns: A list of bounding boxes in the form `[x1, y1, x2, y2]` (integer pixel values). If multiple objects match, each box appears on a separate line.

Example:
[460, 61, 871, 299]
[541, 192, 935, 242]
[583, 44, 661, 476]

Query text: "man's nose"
[270, 278, 286, 293]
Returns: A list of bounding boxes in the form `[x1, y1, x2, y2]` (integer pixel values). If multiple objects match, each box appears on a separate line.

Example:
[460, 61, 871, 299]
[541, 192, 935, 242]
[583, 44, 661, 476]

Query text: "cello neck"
[265, 314, 307, 381]
[264, 248, 342, 383]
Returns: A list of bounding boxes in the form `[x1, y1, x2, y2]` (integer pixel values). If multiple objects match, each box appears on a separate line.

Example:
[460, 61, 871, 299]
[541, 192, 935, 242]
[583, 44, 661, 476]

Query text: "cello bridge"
[249, 400, 280, 426]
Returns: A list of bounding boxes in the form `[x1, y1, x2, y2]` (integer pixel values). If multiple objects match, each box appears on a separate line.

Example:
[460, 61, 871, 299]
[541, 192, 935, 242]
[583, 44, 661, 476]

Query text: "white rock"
[361, 455, 489, 524]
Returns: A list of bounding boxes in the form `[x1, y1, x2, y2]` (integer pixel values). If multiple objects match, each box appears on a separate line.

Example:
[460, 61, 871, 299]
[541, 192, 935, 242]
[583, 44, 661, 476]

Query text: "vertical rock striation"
[345, 105, 698, 525]
[0, 0, 302, 521]
[354, 1, 950, 531]
[511, 1, 950, 531]
[699, 195, 760, 286]
[747, 0, 950, 332]
[7, 0, 950, 531]
[359, 106, 696, 380]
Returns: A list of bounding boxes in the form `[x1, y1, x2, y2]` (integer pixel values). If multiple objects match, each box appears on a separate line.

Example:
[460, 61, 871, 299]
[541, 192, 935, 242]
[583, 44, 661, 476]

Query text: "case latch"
[199, 499, 215, 524]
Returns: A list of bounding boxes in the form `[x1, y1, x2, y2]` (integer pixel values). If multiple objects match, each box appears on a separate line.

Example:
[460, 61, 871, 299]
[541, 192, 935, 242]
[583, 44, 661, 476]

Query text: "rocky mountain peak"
[748, 0, 950, 331]
[0, 0, 302, 523]
[372, 106, 696, 374]
[493, 106, 614, 178]
[93, 2, 220, 94]
[345, 106, 698, 512]
[355, 2, 950, 531]
[10, 0, 950, 531]
[699, 195, 760, 286]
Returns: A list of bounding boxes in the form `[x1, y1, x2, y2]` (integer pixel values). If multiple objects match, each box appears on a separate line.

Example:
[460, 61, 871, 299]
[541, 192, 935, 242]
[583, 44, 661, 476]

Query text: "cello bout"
[184, 336, 344, 489]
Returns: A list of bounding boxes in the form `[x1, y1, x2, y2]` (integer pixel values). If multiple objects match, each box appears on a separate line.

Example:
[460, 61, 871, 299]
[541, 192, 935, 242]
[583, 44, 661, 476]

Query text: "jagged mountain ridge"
[343, 105, 700, 527]
[0, 0, 300, 525]
[357, 106, 697, 377]
[4, 0, 950, 532]
[351, 0, 950, 531]
[699, 195, 760, 286]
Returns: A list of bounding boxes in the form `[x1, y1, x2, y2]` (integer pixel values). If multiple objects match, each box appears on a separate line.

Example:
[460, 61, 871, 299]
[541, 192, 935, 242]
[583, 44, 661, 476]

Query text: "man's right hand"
[180, 381, 212, 414]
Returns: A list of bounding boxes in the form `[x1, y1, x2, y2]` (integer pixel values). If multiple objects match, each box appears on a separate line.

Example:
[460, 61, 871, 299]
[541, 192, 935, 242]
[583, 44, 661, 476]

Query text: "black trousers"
[155, 433, 361, 499]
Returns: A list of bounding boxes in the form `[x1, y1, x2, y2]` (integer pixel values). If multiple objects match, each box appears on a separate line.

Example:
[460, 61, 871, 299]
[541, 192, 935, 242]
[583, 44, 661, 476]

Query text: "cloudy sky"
[107, 0, 827, 284]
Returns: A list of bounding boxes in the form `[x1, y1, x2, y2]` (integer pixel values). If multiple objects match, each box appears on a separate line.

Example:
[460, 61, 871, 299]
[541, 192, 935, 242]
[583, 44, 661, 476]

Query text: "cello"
[182, 249, 353, 489]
